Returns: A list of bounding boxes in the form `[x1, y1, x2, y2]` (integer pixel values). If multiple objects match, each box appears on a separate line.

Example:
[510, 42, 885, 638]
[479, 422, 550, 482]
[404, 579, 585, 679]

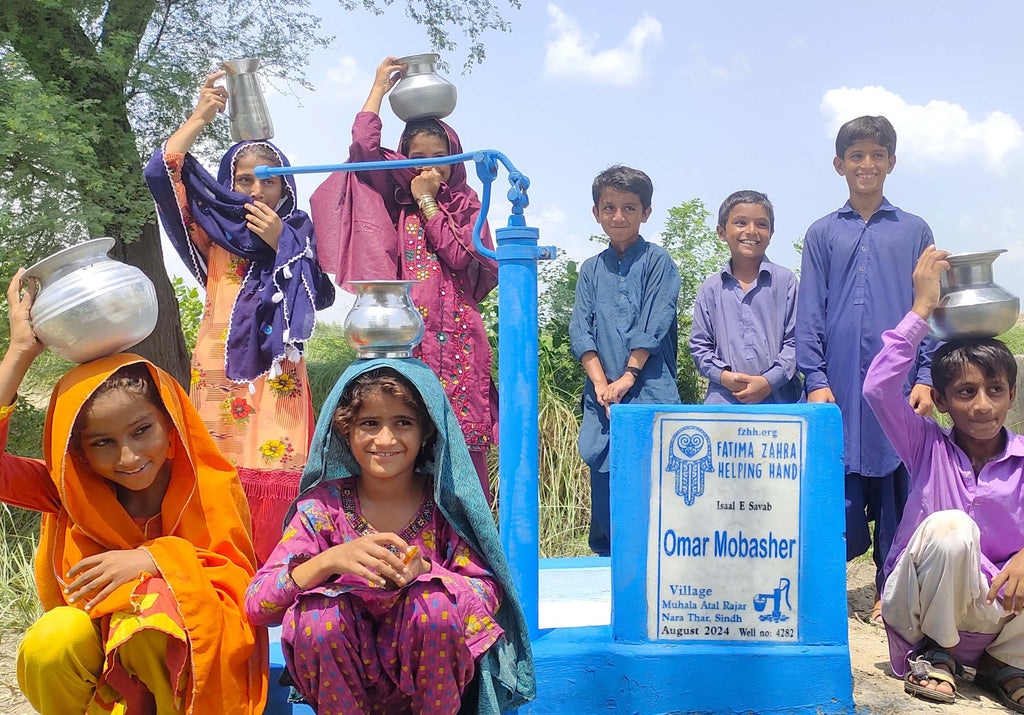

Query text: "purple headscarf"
[145, 140, 334, 383]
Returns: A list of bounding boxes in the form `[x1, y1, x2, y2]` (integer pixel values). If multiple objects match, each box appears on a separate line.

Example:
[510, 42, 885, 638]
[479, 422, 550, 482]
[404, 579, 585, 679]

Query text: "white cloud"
[821, 86, 1024, 172]
[954, 209, 1024, 303]
[324, 55, 373, 101]
[544, 4, 662, 86]
[530, 203, 593, 262]
[686, 44, 750, 82]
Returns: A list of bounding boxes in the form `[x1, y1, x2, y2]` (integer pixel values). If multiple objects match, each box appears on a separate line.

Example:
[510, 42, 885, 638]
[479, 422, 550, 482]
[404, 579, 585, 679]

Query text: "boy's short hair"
[932, 338, 1018, 396]
[592, 165, 654, 211]
[717, 190, 775, 232]
[835, 115, 897, 158]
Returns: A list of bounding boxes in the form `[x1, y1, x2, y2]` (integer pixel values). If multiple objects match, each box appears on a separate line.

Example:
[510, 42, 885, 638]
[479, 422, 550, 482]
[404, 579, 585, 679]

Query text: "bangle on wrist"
[417, 195, 439, 220]
[624, 366, 641, 379]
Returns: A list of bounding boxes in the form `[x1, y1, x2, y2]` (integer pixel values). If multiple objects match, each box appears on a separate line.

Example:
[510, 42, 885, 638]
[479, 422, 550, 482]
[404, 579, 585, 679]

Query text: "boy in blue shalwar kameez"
[569, 165, 681, 556]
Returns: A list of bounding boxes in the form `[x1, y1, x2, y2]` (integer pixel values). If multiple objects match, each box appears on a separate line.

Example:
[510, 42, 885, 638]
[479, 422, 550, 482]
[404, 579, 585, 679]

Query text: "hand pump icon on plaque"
[753, 578, 792, 623]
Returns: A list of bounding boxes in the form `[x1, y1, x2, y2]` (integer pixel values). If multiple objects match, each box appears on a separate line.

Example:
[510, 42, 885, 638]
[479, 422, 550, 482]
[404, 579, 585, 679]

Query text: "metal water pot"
[389, 53, 457, 122]
[928, 249, 1020, 339]
[23, 238, 159, 363]
[343, 281, 425, 358]
[220, 58, 274, 142]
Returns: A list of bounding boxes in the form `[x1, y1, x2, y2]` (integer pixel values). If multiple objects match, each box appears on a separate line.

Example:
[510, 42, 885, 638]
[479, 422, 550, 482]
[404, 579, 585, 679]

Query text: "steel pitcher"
[219, 58, 274, 142]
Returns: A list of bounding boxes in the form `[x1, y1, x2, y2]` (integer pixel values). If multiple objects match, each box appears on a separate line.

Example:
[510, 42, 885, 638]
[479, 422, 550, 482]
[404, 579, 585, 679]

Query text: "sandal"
[904, 648, 961, 704]
[975, 665, 1024, 713]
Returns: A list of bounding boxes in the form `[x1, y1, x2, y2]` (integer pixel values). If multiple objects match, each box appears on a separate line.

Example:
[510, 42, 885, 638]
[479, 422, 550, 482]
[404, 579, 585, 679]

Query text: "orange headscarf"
[35, 354, 267, 713]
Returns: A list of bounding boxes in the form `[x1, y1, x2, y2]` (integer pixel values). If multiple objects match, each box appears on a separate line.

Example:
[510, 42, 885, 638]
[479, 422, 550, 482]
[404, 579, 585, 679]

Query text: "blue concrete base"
[264, 555, 854, 714]
[524, 624, 854, 714]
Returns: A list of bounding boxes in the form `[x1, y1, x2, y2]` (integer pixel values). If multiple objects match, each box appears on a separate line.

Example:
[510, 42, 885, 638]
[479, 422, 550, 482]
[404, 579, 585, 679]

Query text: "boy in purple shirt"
[690, 190, 800, 404]
[797, 116, 938, 620]
[865, 246, 1024, 711]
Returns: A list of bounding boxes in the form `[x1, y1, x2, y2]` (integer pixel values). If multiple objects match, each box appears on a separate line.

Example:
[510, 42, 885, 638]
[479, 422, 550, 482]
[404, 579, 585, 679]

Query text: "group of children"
[1, 57, 527, 715]
[573, 116, 1024, 711]
[1, 52, 1022, 712]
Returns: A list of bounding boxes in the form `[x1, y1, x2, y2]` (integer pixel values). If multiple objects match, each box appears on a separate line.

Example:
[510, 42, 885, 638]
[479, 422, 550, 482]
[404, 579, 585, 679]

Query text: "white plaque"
[646, 413, 804, 642]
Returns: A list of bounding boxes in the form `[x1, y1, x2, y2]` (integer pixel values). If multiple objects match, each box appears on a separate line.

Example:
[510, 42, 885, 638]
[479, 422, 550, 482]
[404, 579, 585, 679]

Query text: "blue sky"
[163, 0, 1024, 324]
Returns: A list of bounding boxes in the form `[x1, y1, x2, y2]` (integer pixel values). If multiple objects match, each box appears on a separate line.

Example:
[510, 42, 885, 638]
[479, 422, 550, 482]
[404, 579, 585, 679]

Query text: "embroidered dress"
[145, 143, 334, 563]
[310, 113, 497, 495]
[401, 212, 492, 448]
[2, 355, 266, 714]
[245, 358, 535, 714]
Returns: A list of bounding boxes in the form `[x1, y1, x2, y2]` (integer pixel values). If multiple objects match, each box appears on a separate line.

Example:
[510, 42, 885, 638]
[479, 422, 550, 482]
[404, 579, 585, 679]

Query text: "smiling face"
[345, 390, 425, 484]
[934, 362, 1015, 461]
[406, 132, 452, 184]
[834, 139, 895, 199]
[593, 187, 652, 255]
[77, 389, 174, 496]
[717, 202, 773, 264]
[233, 153, 284, 207]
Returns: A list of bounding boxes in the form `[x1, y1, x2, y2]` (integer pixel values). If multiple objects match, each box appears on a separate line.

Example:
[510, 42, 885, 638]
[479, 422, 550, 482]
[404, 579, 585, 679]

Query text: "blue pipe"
[496, 216, 542, 639]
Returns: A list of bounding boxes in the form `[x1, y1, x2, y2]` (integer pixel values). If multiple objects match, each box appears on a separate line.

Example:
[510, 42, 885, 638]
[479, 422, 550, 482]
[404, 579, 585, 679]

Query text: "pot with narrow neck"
[23, 238, 159, 363]
[928, 249, 1019, 340]
[343, 281, 425, 358]
[220, 58, 274, 142]
[389, 53, 457, 122]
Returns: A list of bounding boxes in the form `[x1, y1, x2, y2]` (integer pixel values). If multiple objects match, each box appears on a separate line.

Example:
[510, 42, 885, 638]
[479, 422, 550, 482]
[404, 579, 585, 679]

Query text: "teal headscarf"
[295, 358, 535, 713]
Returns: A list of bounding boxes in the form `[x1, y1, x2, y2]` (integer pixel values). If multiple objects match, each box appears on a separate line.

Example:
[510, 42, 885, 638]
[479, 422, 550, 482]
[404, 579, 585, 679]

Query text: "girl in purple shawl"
[144, 72, 335, 563]
[311, 57, 498, 502]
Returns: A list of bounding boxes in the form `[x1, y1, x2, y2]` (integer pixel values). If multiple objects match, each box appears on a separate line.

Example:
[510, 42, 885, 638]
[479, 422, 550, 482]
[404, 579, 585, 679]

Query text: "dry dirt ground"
[0, 564, 1014, 714]
[846, 559, 1006, 715]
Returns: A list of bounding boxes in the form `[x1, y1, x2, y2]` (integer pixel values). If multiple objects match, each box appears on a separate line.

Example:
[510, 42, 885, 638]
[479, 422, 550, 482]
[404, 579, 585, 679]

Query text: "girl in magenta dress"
[310, 57, 498, 500]
[245, 359, 533, 714]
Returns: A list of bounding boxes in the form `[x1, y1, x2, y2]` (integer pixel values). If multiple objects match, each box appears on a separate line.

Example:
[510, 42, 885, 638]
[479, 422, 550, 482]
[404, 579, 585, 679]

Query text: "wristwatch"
[624, 366, 641, 378]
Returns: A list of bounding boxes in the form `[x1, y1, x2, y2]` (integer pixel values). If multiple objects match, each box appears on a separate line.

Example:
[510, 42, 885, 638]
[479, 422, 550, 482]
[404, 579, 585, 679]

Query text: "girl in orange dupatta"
[0, 272, 267, 714]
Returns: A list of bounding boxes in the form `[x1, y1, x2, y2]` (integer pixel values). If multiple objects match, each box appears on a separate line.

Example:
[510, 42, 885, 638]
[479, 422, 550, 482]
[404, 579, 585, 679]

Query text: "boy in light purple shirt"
[690, 190, 800, 405]
[865, 246, 1024, 711]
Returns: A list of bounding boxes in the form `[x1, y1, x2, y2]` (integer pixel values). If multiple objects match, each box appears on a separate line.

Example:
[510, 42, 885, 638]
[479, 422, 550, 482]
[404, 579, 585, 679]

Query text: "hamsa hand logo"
[666, 426, 713, 505]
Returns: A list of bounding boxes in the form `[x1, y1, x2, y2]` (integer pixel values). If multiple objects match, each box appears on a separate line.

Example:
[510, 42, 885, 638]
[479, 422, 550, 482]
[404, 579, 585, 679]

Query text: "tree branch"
[0, 0, 96, 90]
[101, 0, 159, 85]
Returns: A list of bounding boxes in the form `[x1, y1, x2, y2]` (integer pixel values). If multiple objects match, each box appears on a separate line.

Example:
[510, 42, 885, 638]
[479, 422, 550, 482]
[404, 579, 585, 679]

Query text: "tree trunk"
[109, 221, 191, 387]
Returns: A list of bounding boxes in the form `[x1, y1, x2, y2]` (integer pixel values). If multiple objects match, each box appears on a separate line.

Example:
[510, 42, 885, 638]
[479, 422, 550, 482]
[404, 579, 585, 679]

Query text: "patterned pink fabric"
[310, 113, 498, 452]
[245, 479, 504, 714]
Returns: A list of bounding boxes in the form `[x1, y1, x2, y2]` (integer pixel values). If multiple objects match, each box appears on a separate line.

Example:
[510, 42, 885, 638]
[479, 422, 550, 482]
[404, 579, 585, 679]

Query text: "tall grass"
[301, 323, 358, 415]
[0, 505, 42, 630]
[536, 382, 591, 556]
[0, 399, 47, 629]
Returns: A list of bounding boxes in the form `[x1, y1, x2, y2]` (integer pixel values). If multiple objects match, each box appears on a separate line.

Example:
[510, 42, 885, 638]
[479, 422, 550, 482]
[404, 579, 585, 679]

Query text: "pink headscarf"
[310, 116, 495, 303]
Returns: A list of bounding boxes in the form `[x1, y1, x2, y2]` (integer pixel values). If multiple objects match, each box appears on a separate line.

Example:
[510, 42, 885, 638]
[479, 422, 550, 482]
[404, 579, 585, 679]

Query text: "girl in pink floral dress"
[246, 359, 533, 714]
